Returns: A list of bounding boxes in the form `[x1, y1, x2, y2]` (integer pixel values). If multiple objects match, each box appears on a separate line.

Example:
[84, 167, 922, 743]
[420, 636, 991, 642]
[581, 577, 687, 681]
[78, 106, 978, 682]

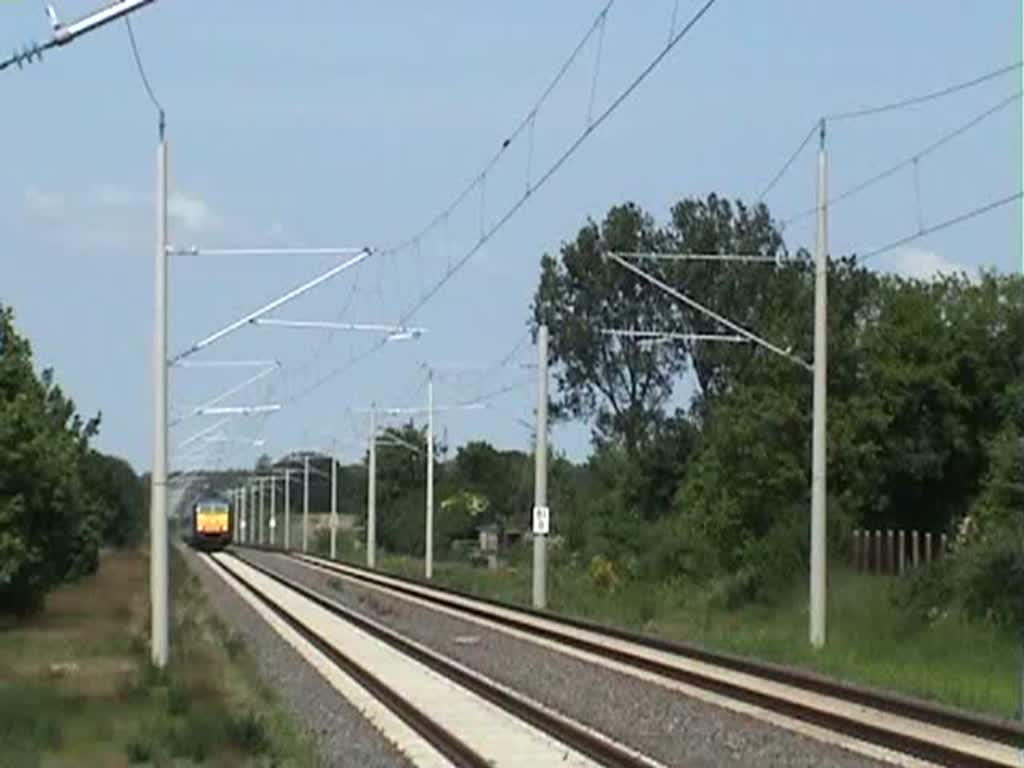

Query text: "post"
[367, 405, 377, 569]
[330, 447, 338, 559]
[899, 530, 906, 575]
[887, 530, 895, 574]
[809, 119, 828, 648]
[284, 468, 291, 551]
[925, 532, 933, 564]
[249, 482, 256, 546]
[302, 455, 310, 553]
[874, 530, 882, 574]
[269, 477, 277, 547]
[149, 122, 169, 668]
[426, 370, 434, 580]
[532, 324, 549, 610]
[239, 485, 246, 544]
[912, 530, 920, 569]
[258, 477, 265, 546]
[245, 486, 251, 544]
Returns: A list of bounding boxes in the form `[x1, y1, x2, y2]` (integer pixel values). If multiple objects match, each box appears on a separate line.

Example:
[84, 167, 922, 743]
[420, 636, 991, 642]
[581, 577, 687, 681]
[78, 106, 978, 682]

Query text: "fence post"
[940, 533, 948, 558]
[853, 530, 861, 571]
[875, 530, 882, 574]
[898, 530, 906, 575]
[912, 530, 920, 569]
[887, 530, 895, 574]
[925, 532, 933, 565]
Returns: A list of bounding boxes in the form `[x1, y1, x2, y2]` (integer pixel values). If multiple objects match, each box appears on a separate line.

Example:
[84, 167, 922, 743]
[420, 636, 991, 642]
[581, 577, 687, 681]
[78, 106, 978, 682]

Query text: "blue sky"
[1, 1, 1020, 473]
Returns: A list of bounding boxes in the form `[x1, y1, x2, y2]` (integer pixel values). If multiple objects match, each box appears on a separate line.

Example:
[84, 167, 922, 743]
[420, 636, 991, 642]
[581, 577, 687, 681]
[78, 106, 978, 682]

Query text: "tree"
[0, 305, 105, 615]
[533, 203, 684, 454]
[954, 424, 1024, 627]
[662, 194, 793, 404]
[83, 450, 145, 548]
[450, 441, 528, 529]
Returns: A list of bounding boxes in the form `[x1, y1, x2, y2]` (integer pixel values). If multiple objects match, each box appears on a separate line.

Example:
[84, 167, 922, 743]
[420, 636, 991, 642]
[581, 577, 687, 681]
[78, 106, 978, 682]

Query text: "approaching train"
[181, 495, 233, 551]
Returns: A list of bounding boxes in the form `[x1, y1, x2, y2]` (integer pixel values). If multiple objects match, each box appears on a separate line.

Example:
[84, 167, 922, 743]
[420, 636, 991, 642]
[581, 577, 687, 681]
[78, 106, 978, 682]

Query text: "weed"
[226, 710, 272, 755]
[167, 678, 192, 715]
[370, 552, 1020, 718]
[225, 630, 246, 660]
[0, 683, 62, 756]
[124, 735, 153, 764]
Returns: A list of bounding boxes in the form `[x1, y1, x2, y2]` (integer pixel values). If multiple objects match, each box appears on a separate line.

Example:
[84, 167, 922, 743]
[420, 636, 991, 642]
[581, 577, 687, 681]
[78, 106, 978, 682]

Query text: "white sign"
[532, 505, 550, 535]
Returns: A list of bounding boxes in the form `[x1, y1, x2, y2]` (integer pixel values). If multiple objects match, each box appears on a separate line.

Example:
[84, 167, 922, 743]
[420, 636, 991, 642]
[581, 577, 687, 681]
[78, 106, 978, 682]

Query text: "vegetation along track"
[259, 547, 1024, 768]
[209, 551, 663, 768]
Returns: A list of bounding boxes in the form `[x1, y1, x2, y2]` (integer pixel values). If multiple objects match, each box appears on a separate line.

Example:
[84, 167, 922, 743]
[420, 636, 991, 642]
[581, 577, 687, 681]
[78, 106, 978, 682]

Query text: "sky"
[0, 1, 1020, 474]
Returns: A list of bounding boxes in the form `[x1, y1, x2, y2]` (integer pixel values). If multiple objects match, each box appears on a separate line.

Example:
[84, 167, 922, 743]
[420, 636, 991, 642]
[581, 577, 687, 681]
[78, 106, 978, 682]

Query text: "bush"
[952, 425, 1024, 628]
[0, 683, 62, 755]
[588, 554, 624, 592]
[892, 559, 956, 624]
[226, 710, 271, 755]
[956, 533, 1024, 627]
[124, 736, 153, 764]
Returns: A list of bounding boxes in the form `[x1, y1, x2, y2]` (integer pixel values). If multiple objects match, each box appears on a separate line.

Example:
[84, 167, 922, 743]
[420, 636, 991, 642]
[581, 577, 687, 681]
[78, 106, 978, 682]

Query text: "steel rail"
[224, 551, 658, 768]
[270, 548, 1024, 768]
[205, 553, 488, 768]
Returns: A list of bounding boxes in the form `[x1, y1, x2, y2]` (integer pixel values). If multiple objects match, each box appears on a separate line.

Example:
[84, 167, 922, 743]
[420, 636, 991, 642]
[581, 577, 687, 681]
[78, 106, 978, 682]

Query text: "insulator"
[12, 42, 45, 69]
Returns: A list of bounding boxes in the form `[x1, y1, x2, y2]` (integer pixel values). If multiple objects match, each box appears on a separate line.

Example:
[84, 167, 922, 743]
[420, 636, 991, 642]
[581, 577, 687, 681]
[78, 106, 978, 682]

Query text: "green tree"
[83, 450, 145, 548]
[532, 202, 683, 454]
[661, 194, 793, 405]
[0, 306, 103, 615]
[954, 424, 1024, 627]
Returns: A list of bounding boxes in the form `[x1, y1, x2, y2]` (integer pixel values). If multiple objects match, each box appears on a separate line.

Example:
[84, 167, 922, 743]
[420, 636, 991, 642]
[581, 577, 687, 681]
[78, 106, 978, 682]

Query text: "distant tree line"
[532, 194, 1023, 624]
[170, 193, 1023, 630]
[0, 305, 146, 617]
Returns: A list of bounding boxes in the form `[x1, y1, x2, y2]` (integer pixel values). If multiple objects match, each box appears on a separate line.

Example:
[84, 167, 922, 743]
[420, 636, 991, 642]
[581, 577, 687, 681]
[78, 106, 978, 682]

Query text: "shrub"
[226, 710, 271, 755]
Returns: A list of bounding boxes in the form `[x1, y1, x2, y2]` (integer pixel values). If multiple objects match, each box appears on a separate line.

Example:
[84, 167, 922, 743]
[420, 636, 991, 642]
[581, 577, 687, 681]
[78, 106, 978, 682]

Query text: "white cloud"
[90, 183, 136, 209]
[884, 247, 973, 281]
[168, 191, 223, 234]
[24, 186, 64, 218]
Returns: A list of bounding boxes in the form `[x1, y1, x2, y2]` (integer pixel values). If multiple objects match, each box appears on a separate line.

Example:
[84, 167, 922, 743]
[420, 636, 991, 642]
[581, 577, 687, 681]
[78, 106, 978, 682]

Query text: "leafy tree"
[0, 305, 104, 615]
[533, 202, 684, 454]
[450, 441, 529, 529]
[83, 450, 145, 548]
[661, 194, 793, 404]
[953, 424, 1024, 627]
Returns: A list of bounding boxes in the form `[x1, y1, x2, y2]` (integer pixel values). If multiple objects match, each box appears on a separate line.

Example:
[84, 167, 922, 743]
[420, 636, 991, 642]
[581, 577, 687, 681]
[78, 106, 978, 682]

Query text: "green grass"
[0, 547, 318, 767]
[357, 550, 1020, 720]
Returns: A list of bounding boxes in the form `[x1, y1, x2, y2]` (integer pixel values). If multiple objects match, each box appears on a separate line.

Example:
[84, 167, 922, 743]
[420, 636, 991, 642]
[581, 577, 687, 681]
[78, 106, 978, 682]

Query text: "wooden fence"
[850, 528, 950, 575]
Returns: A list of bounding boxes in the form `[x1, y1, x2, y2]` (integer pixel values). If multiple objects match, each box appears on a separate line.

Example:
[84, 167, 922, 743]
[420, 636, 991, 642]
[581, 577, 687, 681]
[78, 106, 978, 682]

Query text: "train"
[181, 495, 233, 551]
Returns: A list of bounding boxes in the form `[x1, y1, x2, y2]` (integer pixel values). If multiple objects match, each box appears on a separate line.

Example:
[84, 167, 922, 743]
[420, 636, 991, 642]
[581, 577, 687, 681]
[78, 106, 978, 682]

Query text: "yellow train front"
[183, 496, 233, 551]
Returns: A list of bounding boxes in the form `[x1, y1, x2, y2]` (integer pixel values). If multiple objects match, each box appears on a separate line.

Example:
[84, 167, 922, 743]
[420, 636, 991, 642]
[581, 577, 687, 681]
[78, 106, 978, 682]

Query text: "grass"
[0, 546, 318, 767]
[354, 549, 1021, 720]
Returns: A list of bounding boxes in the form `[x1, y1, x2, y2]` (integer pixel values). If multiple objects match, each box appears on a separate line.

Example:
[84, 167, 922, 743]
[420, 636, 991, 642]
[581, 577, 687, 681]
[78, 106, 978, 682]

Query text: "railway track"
[247, 547, 1024, 768]
[205, 551, 663, 768]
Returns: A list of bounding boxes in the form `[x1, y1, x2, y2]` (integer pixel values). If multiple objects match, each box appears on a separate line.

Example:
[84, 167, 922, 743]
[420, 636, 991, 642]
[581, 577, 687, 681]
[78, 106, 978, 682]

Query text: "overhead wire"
[826, 60, 1022, 122]
[385, 0, 616, 256]
[757, 60, 1021, 204]
[124, 15, 163, 125]
[857, 191, 1022, 263]
[756, 120, 819, 204]
[781, 89, 1022, 227]
[283, 0, 720, 407]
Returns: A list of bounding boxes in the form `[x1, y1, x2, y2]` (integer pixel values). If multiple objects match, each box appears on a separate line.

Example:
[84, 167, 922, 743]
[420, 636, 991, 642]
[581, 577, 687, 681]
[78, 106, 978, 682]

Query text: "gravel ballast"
[241, 549, 892, 768]
[181, 547, 415, 768]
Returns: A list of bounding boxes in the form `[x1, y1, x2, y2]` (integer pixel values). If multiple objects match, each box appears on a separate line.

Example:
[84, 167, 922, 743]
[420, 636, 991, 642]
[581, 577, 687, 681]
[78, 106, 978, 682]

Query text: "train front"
[191, 497, 232, 551]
